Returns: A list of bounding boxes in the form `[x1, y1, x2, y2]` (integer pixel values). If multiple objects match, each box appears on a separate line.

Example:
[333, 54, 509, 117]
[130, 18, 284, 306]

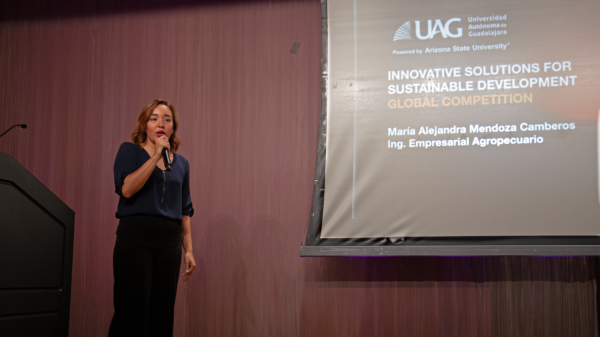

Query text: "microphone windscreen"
[21, 124, 27, 129]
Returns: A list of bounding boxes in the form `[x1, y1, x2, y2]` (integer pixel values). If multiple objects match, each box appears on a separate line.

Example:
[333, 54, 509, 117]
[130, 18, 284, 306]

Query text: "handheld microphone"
[162, 147, 172, 172]
[0, 124, 27, 139]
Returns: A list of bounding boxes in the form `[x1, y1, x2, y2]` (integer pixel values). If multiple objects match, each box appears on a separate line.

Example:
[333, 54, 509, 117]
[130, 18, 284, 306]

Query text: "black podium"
[0, 153, 74, 337]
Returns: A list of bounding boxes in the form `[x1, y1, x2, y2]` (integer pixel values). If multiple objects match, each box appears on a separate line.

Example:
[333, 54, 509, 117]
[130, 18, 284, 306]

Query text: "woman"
[109, 99, 195, 337]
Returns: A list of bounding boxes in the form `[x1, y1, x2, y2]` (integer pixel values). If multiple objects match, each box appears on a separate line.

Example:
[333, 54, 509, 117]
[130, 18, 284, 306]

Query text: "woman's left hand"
[182, 252, 196, 281]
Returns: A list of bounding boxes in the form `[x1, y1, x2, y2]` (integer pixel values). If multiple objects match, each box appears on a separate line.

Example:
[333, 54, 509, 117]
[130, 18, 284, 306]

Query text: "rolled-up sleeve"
[113, 143, 138, 195]
[181, 159, 194, 217]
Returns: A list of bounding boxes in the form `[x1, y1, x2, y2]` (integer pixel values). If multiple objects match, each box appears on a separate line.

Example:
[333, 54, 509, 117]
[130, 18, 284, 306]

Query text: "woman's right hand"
[122, 136, 171, 198]
[153, 135, 171, 159]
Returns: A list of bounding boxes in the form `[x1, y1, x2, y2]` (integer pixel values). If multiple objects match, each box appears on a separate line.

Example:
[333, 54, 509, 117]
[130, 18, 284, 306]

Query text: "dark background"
[0, 0, 596, 336]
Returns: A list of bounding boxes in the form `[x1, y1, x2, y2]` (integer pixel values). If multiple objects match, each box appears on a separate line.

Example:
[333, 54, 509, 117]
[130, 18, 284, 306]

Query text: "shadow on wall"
[195, 213, 259, 336]
[302, 255, 596, 284]
[0, 0, 316, 22]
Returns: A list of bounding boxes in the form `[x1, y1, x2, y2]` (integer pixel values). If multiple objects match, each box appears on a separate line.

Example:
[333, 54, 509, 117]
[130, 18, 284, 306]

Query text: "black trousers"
[109, 215, 182, 337]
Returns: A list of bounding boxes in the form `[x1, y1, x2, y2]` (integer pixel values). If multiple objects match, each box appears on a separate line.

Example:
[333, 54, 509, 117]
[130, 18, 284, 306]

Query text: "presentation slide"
[322, 0, 600, 238]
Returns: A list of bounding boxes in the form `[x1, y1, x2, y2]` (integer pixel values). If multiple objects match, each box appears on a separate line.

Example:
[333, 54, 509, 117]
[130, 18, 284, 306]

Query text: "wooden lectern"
[0, 153, 74, 337]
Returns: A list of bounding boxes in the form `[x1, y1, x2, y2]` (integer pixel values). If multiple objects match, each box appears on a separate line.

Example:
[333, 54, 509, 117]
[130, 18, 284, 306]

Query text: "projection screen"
[302, 0, 600, 255]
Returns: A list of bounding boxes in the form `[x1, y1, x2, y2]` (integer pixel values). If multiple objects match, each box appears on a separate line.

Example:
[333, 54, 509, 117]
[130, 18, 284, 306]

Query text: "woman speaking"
[109, 99, 195, 337]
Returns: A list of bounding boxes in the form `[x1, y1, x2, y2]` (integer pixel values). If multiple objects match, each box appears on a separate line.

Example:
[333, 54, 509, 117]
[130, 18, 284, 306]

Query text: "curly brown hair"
[131, 99, 181, 153]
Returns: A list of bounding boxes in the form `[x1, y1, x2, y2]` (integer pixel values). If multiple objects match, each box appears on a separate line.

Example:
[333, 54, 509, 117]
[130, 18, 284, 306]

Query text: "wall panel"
[0, 1, 596, 336]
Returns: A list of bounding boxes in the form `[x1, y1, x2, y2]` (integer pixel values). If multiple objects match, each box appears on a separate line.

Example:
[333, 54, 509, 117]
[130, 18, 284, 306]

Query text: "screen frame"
[301, 0, 600, 257]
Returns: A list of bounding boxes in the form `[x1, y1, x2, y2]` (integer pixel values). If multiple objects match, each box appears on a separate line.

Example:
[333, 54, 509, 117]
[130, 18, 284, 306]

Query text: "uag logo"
[394, 18, 462, 41]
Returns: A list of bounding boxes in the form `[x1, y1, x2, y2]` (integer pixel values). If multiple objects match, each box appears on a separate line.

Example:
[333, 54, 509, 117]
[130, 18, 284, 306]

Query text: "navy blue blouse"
[114, 142, 194, 220]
